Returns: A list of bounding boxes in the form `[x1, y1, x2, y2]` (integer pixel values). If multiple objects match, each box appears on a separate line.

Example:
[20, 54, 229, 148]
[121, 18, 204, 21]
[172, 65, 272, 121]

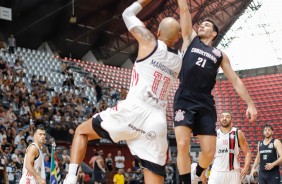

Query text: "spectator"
[44, 155, 51, 184]
[97, 99, 108, 113]
[13, 59, 24, 77]
[0, 153, 8, 183]
[124, 168, 135, 184]
[6, 160, 16, 184]
[77, 166, 86, 184]
[5, 106, 17, 124]
[95, 81, 103, 102]
[26, 131, 34, 143]
[1, 137, 13, 156]
[120, 86, 127, 100]
[11, 148, 20, 163]
[7, 34, 16, 54]
[5, 128, 14, 146]
[0, 58, 11, 79]
[93, 154, 106, 184]
[105, 153, 113, 172]
[0, 127, 7, 144]
[62, 149, 70, 172]
[115, 150, 125, 171]
[165, 165, 174, 184]
[113, 168, 125, 184]
[14, 129, 24, 146]
[17, 138, 27, 152]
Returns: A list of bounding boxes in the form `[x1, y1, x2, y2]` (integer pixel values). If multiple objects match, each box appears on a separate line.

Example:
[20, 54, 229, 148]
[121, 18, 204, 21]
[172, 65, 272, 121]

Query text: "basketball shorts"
[208, 170, 241, 184]
[92, 99, 168, 176]
[259, 169, 280, 184]
[19, 176, 37, 184]
[174, 88, 217, 136]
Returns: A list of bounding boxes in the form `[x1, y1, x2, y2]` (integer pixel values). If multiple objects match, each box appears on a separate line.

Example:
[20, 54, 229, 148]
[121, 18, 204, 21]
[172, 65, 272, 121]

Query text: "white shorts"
[208, 170, 241, 184]
[97, 99, 168, 166]
[19, 176, 37, 184]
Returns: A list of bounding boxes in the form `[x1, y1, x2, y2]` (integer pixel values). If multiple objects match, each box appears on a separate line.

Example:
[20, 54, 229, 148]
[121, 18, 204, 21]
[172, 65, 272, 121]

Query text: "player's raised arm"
[177, 0, 197, 51]
[122, 0, 155, 44]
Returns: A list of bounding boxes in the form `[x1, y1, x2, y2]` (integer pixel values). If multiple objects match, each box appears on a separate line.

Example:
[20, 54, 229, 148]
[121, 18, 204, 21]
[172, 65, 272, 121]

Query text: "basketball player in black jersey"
[175, 0, 257, 183]
[251, 124, 282, 184]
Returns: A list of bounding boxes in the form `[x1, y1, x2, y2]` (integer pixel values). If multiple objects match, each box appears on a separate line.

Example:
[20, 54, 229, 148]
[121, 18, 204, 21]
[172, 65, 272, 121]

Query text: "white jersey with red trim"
[212, 127, 240, 172]
[20, 143, 46, 184]
[127, 40, 182, 109]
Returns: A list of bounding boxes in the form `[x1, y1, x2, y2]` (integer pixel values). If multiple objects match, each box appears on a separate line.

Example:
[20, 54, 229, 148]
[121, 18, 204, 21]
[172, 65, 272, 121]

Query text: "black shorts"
[134, 156, 166, 177]
[259, 169, 280, 184]
[173, 88, 217, 136]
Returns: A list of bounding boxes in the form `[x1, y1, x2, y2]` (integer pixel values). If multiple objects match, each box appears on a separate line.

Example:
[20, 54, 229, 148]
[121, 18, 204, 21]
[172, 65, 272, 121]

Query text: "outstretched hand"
[246, 104, 257, 123]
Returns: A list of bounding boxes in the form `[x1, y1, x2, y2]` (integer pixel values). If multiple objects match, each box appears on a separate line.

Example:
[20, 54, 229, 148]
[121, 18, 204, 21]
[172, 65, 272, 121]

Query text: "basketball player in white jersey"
[63, 0, 182, 184]
[207, 111, 251, 184]
[20, 127, 46, 184]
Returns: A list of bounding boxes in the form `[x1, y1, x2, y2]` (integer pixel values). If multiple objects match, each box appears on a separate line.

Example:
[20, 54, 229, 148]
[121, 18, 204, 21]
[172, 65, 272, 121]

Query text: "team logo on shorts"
[175, 110, 185, 122]
[146, 131, 156, 140]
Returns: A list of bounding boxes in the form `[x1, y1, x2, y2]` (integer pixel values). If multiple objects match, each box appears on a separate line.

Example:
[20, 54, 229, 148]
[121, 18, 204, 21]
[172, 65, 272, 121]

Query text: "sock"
[68, 163, 79, 176]
[196, 164, 205, 177]
[179, 173, 191, 184]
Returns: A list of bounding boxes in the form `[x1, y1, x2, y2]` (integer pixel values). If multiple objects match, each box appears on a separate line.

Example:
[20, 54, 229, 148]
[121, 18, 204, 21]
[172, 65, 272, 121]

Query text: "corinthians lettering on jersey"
[150, 60, 177, 78]
[260, 150, 273, 153]
[191, 48, 217, 63]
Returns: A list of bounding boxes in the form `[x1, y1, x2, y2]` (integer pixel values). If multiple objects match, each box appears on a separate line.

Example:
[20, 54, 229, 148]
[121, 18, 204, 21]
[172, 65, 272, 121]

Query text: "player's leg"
[143, 169, 164, 184]
[64, 118, 101, 184]
[175, 125, 192, 184]
[70, 118, 101, 164]
[197, 135, 216, 175]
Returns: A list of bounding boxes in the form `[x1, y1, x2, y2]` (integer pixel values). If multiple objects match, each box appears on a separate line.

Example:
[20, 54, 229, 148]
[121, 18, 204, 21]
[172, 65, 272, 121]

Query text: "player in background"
[251, 124, 282, 184]
[208, 111, 251, 184]
[19, 127, 46, 184]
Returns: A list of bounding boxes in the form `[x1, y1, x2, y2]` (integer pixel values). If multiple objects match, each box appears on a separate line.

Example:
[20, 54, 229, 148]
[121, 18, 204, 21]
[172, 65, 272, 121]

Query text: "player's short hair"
[202, 18, 219, 40]
[34, 126, 45, 134]
[220, 111, 232, 119]
[263, 123, 273, 131]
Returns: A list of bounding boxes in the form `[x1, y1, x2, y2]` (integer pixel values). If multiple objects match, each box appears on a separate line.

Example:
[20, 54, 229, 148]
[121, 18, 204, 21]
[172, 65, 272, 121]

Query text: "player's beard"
[220, 120, 231, 128]
[264, 134, 272, 139]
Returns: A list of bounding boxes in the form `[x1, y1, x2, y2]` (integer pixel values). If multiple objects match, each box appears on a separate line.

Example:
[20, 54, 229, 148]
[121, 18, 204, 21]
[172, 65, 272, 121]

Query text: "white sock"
[68, 163, 79, 176]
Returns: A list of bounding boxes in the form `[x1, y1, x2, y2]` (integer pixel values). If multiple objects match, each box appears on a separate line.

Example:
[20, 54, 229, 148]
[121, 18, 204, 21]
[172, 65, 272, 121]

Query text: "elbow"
[121, 9, 129, 21]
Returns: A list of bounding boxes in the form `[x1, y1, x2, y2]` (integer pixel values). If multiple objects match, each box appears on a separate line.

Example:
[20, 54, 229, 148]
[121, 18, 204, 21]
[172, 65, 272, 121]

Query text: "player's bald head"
[158, 17, 180, 42]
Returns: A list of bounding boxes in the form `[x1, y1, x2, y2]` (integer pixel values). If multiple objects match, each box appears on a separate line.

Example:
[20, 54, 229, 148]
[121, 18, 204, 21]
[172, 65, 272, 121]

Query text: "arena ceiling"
[0, 0, 255, 66]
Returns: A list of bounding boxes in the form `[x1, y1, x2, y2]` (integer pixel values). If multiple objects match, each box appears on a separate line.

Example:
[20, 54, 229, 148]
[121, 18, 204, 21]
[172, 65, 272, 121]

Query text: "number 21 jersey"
[180, 36, 223, 94]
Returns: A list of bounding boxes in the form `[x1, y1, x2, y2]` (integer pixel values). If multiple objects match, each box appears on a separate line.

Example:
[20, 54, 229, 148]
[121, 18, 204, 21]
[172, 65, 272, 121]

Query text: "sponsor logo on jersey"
[218, 148, 228, 153]
[212, 48, 222, 58]
[128, 124, 146, 134]
[146, 131, 156, 140]
[175, 110, 185, 122]
[229, 134, 235, 139]
[268, 143, 274, 148]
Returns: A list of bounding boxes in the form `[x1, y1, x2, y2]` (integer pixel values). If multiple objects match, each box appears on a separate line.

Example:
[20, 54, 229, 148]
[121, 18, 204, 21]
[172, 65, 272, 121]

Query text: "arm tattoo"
[132, 27, 155, 41]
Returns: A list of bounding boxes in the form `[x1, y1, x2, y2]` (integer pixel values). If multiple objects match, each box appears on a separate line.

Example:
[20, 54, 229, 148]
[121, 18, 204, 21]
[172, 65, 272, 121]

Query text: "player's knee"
[201, 146, 215, 159]
[177, 140, 190, 154]
[74, 123, 88, 136]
